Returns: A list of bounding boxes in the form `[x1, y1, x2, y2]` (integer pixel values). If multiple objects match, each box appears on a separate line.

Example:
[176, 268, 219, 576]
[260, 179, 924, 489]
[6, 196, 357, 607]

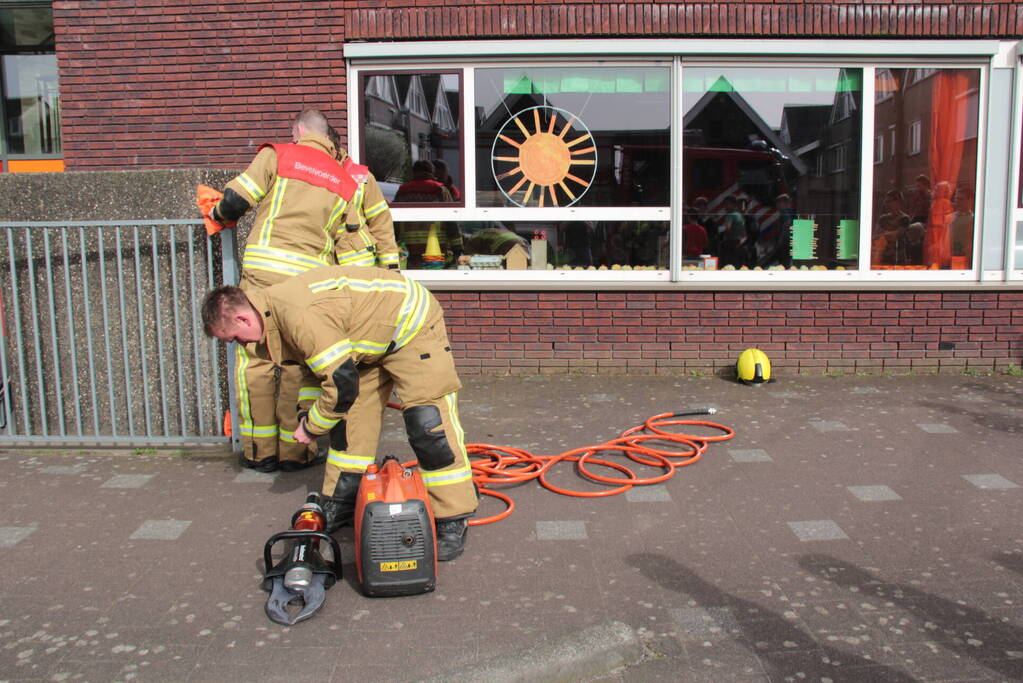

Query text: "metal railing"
[0, 220, 238, 448]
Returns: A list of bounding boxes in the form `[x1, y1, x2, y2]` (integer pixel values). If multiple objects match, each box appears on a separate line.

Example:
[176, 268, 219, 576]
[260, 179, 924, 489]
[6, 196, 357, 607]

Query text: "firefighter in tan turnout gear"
[201, 266, 478, 561]
[204, 109, 399, 472]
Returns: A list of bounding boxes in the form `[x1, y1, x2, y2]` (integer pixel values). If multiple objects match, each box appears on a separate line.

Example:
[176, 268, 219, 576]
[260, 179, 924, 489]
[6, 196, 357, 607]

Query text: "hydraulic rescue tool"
[262, 493, 343, 626]
[355, 455, 437, 597]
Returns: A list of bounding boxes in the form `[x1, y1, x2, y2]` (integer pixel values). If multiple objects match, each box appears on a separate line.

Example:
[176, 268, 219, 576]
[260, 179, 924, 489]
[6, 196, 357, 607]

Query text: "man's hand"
[294, 416, 314, 445]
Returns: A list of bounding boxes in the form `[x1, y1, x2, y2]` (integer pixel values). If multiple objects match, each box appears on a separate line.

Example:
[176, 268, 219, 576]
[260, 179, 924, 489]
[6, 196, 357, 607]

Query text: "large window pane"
[360, 72, 462, 205]
[871, 68, 980, 270]
[683, 67, 862, 270]
[475, 66, 671, 208]
[2, 54, 60, 155]
[395, 220, 668, 270]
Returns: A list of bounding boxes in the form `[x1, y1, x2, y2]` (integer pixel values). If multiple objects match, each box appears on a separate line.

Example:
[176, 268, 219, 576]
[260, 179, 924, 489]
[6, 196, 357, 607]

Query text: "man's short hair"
[201, 285, 251, 337]
[292, 108, 329, 136]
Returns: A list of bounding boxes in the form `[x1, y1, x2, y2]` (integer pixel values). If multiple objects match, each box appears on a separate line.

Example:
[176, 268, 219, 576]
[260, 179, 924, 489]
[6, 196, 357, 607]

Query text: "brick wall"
[346, 2, 1023, 42]
[436, 290, 1023, 375]
[53, 1, 1023, 172]
[53, 1, 349, 171]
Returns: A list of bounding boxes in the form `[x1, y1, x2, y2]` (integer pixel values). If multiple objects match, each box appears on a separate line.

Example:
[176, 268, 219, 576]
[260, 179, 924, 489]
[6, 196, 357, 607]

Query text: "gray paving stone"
[787, 520, 850, 541]
[624, 484, 672, 502]
[129, 519, 191, 540]
[536, 520, 588, 540]
[847, 485, 902, 502]
[0, 526, 35, 547]
[963, 474, 1020, 489]
[809, 420, 851, 432]
[233, 470, 278, 483]
[42, 464, 86, 474]
[729, 448, 772, 463]
[101, 474, 155, 488]
[916, 423, 958, 434]
[669, 606, 739, 639]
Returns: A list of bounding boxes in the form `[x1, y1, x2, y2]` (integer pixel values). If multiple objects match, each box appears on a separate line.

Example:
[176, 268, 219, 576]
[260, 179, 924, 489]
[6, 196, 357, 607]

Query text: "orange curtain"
[923, 71, 969, 269]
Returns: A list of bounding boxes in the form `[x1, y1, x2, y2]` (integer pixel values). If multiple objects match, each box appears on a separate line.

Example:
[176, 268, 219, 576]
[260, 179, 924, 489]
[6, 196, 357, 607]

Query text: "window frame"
[347, 39, 1013, 286]
[0, 2, 60, 170]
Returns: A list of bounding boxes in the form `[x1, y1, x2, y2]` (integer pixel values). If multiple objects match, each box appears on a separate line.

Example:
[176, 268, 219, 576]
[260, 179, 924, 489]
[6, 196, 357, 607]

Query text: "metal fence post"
[219, 227, 243, 454]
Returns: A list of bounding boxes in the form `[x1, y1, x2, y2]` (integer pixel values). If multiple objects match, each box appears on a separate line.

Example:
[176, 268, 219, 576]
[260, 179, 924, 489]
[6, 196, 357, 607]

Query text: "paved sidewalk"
[1, 373, 1022, 682]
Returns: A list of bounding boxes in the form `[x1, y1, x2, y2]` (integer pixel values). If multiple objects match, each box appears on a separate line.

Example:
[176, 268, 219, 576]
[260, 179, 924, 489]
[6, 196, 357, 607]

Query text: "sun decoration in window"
[491, 105, 597, 207]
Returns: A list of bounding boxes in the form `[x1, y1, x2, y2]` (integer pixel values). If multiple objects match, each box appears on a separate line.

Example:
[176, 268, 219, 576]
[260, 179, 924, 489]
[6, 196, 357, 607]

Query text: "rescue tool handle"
[263, 530, 343, 579]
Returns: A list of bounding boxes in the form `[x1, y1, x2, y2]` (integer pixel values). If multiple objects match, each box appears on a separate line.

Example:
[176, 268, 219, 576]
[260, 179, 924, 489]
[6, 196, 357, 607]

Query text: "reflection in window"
[871, 68, 980, 270]
[682, 67, 862, 270]
[474, 67, 671, 208]
[394, 220, 669, 270]
[360, 72, 462, 205]
[1, 4, 59, 158]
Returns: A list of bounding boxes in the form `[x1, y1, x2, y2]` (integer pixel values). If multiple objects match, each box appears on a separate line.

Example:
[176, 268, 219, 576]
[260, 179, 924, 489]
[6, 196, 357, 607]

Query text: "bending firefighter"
[201, 266, 478, 561]
[202, 109, 399, 472]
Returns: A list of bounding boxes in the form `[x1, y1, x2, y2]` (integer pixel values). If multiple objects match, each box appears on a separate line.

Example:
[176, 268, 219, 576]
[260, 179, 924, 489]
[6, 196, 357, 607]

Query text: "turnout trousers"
[235, 344, 321, 466]
[320, 313, 478, 521]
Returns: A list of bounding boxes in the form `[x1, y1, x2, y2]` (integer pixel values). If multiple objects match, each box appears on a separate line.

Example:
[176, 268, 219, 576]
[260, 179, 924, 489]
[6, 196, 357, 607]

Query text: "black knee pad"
[329, 419, 348, 452]
[403, 405, 455, 470]
[332, 359, 359, 413]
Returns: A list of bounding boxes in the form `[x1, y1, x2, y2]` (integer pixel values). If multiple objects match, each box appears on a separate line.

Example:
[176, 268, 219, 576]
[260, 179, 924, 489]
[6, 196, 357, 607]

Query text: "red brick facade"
[52, 1, 1023, 172]
[437, 291, 1023, 375]
[49, 1, 1023, 375]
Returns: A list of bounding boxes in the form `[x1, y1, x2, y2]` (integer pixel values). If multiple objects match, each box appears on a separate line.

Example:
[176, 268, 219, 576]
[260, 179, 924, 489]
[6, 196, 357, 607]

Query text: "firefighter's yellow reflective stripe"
[393, 279, 428, 349]
[308, 403, 340, 431]
[298, 387, 321, 402]
[378, 252, 399, 266]
[235, 346, 252, 424]
[236, 172, 266, 202]
[337, 248, 376, 267]
[363, 199, 388, 219]
[307, 340, 351, 373]
[327, 449, 374, 470]
[352, 339, 390, 354]
[244, 244, 331, 270]
[352, 184, 365, 211]
[421, 463, 473, 486]
[279, 427, 298, 443]
[241, 258, 306, 278]
[239, 422, 278, 438]
[257, 177, 288, 245]
[323, 197, 348, 261]
[444, 392, 467, 456]
[306, 275, 406, 295]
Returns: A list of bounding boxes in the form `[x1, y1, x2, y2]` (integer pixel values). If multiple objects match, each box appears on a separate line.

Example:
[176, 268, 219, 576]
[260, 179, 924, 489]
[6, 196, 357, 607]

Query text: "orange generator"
[354, 455, 437, 597]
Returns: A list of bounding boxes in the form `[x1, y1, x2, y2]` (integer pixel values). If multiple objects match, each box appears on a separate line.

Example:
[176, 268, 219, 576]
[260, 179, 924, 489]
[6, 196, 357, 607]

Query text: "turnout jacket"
[220, 134, 399, 289]
[335, 148, 400, 269]
[245, 265, 450, 436]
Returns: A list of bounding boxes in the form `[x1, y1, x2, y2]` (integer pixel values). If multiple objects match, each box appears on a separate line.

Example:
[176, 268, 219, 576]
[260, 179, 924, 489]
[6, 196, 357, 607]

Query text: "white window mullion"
[859, 66, 876, 274]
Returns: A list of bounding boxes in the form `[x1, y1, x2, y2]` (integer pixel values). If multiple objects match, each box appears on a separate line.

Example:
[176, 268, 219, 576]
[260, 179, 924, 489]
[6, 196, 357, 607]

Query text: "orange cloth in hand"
[196, 184, 232, 235]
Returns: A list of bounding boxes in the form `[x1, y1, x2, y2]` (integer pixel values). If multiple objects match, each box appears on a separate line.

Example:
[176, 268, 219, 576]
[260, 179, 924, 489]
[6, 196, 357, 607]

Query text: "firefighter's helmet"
[736, 348, 771, 385]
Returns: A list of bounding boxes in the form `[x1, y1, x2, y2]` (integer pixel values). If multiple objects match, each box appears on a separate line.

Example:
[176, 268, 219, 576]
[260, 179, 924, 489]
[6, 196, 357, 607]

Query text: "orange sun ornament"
[491, 105, 597, 207]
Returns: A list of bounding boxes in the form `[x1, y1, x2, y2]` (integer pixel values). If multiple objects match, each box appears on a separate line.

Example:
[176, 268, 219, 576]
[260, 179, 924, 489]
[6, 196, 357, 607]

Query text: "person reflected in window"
[949, 186, 974, 268]
[755, 193, 794, 268]
[432, 159, 461, 202]
[691, 196, 718, 256]
[462, 222, 528, 257]
[872, 190, 911, 266]
[393, 160, 462, 268]
[682, 213, 709, 261]
[718, 195, 748, 268]
[907, 174, 932, 226]
[923, 180, 955, 269]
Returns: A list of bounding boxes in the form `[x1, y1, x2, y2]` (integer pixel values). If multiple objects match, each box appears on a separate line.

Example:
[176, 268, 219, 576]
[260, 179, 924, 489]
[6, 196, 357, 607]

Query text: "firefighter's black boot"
[321, 472, 363, 533]
[435, 516, 468, 562]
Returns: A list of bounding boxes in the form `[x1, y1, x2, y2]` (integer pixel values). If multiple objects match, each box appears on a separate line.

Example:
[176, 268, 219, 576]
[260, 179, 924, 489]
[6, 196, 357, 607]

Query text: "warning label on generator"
[380, 560, 417, 572]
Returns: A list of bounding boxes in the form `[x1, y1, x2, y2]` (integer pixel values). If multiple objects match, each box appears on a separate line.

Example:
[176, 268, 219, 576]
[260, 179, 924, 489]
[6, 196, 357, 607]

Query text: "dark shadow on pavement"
[627, 552, 919, 682]
[799, 553, 1023, 681]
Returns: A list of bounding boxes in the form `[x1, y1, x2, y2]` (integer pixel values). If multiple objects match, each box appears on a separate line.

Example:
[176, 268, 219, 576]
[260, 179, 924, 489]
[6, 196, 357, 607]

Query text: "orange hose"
[391, 404, 732, 525]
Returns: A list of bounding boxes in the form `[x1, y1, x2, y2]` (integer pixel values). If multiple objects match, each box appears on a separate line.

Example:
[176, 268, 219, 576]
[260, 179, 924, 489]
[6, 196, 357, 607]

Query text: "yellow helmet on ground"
[736, 348, 771, 385]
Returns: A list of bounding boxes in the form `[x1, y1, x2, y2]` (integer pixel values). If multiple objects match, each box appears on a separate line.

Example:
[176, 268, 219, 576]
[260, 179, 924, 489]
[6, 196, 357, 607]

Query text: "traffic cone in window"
[223, 411, 232, 437]
[422, 223, 445, 270]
